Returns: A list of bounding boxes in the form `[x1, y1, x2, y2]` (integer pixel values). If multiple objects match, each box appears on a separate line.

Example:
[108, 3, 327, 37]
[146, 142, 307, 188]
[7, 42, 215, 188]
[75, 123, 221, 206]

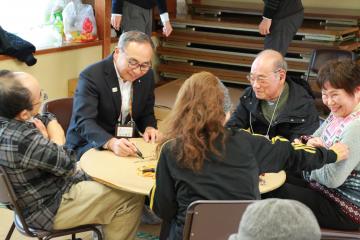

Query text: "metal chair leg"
[5, 222, 15, 240]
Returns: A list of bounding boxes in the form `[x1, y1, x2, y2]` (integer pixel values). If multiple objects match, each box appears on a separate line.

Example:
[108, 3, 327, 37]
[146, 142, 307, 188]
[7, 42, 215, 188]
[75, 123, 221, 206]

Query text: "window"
[0, 0, 64, 49]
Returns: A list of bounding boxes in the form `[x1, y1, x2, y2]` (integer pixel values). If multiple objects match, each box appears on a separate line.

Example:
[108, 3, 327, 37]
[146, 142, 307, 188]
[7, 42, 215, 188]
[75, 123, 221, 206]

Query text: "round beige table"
[80, 138, 286, 195]
[80, 138, 157, 195]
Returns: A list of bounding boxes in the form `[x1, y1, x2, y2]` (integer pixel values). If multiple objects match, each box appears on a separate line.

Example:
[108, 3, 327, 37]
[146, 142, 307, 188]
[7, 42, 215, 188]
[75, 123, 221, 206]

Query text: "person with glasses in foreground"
[150, 71, 348, 240]
[0, 70, 144, 239]
[226, 49, 319, 141]
[66, 30, 160, 160]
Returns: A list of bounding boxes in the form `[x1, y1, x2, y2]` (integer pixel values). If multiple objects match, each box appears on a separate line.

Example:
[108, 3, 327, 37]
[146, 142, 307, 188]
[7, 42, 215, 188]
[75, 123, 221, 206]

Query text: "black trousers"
[262, 174, 360, 230]
[264, 10, 304, 56]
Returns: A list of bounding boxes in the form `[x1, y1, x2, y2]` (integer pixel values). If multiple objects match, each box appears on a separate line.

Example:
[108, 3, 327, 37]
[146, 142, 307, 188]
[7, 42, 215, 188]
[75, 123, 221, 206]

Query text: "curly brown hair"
[157, 72, 227, 172]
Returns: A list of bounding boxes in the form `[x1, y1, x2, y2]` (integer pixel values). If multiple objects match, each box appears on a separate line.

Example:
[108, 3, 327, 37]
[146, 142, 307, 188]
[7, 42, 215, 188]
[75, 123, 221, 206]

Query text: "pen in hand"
[133, 144, 144, 159]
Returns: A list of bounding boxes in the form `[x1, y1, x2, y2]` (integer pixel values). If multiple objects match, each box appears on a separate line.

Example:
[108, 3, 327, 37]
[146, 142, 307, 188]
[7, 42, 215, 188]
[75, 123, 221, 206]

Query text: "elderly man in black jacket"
[226, 49, 319, 141]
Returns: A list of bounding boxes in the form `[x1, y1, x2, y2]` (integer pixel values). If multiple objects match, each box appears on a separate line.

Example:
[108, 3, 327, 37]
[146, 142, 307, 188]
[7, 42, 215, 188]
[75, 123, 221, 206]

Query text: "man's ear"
[15, 109, 31, 121]
[279, 69, 286, 83]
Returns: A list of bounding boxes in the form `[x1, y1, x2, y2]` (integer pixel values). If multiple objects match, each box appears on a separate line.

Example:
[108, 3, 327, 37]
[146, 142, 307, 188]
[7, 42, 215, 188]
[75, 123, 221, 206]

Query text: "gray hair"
[217, 79, 232, 114]
[117, 30, 155, 51]
[228, 199, 321, 240]
[256, 49, 288, 72]
[274, 57, 288, 72]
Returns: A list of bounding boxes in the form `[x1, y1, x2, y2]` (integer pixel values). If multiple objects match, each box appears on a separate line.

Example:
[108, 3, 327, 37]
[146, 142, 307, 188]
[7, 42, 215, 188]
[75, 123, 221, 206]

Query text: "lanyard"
[118, 84, 134, 124]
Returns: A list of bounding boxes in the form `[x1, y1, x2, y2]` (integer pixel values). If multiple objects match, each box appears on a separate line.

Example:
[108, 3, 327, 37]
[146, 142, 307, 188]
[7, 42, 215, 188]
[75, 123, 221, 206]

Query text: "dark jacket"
[0, 26, 37, 66]
[66, 54, 157, 159]
[151, 129, 338, 240]
[263, 0, 303, 19]
[112, 0, 167, 14]
[226, 78, 319, 141]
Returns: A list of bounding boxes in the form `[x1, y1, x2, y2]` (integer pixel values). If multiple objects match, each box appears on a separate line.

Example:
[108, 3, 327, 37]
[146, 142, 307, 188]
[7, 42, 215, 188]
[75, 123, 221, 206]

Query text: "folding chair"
[42, 97, 73, 133]
[305, 49, 355, 82]
[182, 200, 256, 240]
[0, 166, 103, 240]
[321, 228, 360, 240]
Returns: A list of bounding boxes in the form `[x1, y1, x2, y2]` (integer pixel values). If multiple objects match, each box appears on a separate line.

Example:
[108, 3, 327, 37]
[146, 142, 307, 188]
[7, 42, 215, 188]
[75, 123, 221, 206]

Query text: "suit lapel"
[132, 77, 142, 119]
[104, 55, 121, 119]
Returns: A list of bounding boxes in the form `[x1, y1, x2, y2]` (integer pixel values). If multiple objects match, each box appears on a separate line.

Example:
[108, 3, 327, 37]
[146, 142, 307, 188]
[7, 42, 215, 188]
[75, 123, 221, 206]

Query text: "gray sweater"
[309, 103, 360, 206]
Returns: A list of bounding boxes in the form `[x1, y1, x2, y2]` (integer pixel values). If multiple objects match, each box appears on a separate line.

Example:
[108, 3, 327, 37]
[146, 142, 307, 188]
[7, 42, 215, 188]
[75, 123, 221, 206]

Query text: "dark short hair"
[0, 70, 33, 118]
[117, 30, 155, 51]
[317, 59, 360, 95]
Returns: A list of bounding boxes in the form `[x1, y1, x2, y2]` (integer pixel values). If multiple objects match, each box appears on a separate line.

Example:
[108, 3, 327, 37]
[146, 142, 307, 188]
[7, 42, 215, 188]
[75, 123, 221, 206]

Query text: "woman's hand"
[330, 142, 349, 161]
[307, 137, 325, 147]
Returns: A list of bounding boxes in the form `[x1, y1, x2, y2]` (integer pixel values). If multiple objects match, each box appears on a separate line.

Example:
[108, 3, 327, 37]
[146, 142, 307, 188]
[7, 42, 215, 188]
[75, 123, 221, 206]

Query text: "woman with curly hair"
[150, 71, 347, 240]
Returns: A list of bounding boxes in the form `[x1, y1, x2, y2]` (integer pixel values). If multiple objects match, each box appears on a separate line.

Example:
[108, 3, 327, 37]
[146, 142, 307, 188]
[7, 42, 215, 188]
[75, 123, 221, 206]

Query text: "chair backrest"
[183, 200, 256, 240]
[305, 49, 355, 81]
[321, 228, 360, 240]
[42, 97, 73, 133]
[0, 166, 37, 237]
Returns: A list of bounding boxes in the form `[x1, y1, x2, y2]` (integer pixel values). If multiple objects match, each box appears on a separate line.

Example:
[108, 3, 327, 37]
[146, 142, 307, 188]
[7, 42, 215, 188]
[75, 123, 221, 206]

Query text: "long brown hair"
[158, 72, 227, 172]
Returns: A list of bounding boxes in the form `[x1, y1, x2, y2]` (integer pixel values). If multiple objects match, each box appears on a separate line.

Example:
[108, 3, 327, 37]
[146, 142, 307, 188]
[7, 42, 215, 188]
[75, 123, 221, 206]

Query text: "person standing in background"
[259, 0, 304, 56]
[111, 0, 173, 37]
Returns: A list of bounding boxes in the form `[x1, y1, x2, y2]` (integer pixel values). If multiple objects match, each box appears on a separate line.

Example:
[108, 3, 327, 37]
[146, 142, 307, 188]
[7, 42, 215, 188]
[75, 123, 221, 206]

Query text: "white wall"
[0, 46, 102, 100]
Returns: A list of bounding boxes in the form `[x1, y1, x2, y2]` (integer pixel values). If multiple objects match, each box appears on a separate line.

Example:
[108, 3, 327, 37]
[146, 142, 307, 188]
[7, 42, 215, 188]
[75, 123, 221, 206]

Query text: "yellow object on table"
[80, 138, 157, 195]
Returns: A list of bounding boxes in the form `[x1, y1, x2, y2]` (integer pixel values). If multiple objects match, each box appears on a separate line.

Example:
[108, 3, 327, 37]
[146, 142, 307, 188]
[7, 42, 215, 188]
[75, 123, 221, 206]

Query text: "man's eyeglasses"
[127, 58, 152, 72]
[246, 69, 281, 85]
[32, 89, 48, 106]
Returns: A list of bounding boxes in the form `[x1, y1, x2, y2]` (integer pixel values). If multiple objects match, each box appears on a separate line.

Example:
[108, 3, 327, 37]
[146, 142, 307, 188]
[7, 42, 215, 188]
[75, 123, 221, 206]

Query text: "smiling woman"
[264, 59, 360, 231]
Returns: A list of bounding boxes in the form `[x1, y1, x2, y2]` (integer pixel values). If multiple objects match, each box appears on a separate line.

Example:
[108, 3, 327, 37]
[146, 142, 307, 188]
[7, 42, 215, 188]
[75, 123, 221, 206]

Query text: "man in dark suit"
[66, 31, 160, 160]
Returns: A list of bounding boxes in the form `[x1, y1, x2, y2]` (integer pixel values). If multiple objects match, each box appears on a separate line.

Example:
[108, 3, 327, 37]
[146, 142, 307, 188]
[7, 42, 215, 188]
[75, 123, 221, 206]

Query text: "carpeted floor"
[136, 231, 160, 240]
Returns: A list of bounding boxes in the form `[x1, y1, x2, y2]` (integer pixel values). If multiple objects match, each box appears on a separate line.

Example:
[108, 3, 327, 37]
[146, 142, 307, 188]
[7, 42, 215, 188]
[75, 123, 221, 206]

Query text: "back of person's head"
[159, 71, 232, 172]
[0, 70, 33, 119]
[117, 30, 154, 51]
[228, 199, 321, 240]
[317, 59, 360, 95]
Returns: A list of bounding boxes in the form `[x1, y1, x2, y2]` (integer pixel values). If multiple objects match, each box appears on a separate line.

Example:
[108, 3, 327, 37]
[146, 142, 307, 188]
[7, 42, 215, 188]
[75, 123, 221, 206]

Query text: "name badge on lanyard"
[115, 84, 135, 138]
[115, 119, 135, 138]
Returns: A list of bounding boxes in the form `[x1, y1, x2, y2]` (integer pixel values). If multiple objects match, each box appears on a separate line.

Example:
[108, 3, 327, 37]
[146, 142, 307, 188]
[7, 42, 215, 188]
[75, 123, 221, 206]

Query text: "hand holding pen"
[132, 144, 144, 159]
[106, 137, 142, 157]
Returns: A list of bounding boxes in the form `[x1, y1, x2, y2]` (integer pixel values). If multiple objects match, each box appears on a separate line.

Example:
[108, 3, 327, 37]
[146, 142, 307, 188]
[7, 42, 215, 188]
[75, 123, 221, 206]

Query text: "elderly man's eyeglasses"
[32, 89, 48, 106]
[246, 69, 281, 85]
[127, 58, 152, 72]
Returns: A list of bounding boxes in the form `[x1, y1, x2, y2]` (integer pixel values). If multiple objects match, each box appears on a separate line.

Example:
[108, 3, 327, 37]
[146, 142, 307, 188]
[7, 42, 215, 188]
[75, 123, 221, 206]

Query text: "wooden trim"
[157, 62, 249, 84]
[95, 0, 111, 58]
[0, 40, 102, 61]
[171, 15, 359, 37]
[187, 1, 360, 20]
[158, 29, 359, 55]
[157, 46, 308, 72]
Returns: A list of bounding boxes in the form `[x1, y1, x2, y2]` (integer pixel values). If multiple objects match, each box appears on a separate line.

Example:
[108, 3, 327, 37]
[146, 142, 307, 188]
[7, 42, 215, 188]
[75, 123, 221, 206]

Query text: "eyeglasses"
[127, 58, 152, 72]
[246, 69, 281, 85]
[32, 89, 48, 106]
[120, 48, 152, 72]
